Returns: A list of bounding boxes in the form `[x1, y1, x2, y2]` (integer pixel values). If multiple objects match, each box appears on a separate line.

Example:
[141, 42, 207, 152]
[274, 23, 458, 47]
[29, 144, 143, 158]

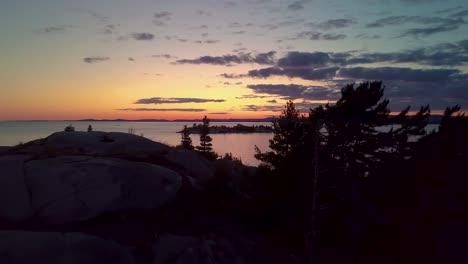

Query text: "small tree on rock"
[180, 125, 194, 150]
[196, 116, 216, 159]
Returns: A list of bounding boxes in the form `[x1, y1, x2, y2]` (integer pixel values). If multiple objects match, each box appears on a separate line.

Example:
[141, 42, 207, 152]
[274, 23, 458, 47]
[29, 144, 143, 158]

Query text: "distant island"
[179, 123, 273, 134]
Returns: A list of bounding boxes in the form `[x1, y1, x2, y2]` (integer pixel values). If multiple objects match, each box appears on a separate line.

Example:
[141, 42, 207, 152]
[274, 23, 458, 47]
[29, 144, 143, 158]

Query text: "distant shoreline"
[0, 115, 446, 124]
[0, 118, 274, 123]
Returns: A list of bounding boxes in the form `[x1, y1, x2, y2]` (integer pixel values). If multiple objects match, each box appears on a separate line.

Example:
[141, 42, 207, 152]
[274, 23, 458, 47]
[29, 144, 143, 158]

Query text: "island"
[179, 123, 273, 134]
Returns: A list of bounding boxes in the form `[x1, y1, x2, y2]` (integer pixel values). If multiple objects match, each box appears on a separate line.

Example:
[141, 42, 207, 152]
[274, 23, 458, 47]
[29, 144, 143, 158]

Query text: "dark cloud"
[222, 81, 243, 86]
[434, 6, 463, 14]
[130, 33, 155, 40]
[189, 25, 209, 30]
[247, 66, 339, 80]
[400, 0, 444, 3]
[153, 12, 172, 26]
[338, 67, 459, 82]
[288, 0, 312, 11]
[296, 31, 347, 40]
[128, 57, 135, 61]
[176, 51, 276, 65]
[378, 78, 468, 110]
[197, 10, 213, 16]
[117, 108, 206, 112]
[247, 84, 339, 100]
[451, 9, 468, 18]
[219, 73, 243, 79]
[209, 112, 229, 115]
[262, 18, 306, 31]
[355, 33, 381, 39]
[134, 97, 225, 104]
[399, 24, 462, 38]
[242, 105, 283, 112]
[267, 99, 278, 103]
[307, 19, 356, 30]
[365, 15, 464, 38]
[35, 25, 72, 34]
[151, 54, 178, 59]
[231, 31, 246, 35]
[89, 11, 109, 23]
[154, 12, 172, 19]
[344, 40, 468, 66]
[83, 57, 110, 63]
[102, 24, 118, 35]
[228, 22, 242, 28]
[366, 16, 461, 27]
[277, 51, 331, 68]
[193, 39, 220, 44]
[235, 94, 274, 99]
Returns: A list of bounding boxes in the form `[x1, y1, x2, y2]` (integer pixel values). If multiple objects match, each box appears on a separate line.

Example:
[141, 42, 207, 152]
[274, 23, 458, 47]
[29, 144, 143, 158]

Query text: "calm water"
[0, 121, 273, 166]
[0, 121, 440, 166]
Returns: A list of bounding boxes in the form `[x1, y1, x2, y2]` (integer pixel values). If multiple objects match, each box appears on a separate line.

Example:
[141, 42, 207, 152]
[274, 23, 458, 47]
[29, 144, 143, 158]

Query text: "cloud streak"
[131, 33, 155, 40]
[176, 51, 276, 65]
[83, 56, 110, 63]
[247, 84, 339, 100]
[134, 97, 226, 104]
[307, 19, 356, 30]
[117, 108, 206, 112]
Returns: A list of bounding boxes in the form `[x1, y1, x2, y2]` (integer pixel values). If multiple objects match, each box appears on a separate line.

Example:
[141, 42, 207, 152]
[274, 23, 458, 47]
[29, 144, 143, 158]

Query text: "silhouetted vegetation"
[248, 81, 468, 263]
[183, 123, 273, 134]
[195, 115, 217, 160]
[64, 124, 75, 132]
[179, 125, 194, 150]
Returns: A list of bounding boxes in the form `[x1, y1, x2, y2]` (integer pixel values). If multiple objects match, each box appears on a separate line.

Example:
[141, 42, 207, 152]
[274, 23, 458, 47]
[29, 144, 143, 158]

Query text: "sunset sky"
[1, 0, 468, 120]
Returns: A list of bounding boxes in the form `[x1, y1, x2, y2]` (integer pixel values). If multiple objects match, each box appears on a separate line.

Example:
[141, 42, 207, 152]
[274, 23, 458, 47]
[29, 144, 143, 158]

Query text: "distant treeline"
[179, 123, 273, 134]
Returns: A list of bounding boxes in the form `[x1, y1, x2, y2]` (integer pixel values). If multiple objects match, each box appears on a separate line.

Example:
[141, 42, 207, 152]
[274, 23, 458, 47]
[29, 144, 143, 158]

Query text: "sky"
[1, 0, 468, 120]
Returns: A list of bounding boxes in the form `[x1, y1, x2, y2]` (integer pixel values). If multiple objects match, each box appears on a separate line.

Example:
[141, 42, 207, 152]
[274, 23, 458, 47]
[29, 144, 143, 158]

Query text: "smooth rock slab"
[23, 156, 181, 225]
[0, 155, 34, 221]
[43, 131, 170, 157]
[164, 150, 215, 188]
[0, 230, 135, 264]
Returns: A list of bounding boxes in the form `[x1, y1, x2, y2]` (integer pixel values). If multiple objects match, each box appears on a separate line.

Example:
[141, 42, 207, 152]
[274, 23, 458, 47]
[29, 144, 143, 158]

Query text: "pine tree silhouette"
[180, 125, 194, 150]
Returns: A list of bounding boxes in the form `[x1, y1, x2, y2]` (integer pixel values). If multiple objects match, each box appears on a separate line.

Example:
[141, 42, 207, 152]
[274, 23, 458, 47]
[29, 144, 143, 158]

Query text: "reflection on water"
[0, 121, 272, 166]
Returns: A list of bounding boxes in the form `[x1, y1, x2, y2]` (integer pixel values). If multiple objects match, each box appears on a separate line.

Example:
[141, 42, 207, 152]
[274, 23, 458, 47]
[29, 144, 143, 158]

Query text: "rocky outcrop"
[0, 155, 34, 222]
[0, 155, 182, 225]
[0, 131, 275, 264]
[36, 131, 170, 158]
[164, 150, 215, 188]
[152, 234, 246, 264]
[0, 230, 135, 264]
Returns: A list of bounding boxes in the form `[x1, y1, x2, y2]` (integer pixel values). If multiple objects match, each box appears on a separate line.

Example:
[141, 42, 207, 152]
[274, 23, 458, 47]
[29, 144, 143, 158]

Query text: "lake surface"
[0, 121, 273, 166]
[0, 121, 440, 166]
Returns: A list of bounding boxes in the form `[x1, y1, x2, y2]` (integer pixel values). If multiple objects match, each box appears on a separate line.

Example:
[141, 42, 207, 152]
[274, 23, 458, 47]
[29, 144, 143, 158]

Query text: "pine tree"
[255, 100, 308, 170]
[180, 125, 194, 150]
[196, 116, 216, 158]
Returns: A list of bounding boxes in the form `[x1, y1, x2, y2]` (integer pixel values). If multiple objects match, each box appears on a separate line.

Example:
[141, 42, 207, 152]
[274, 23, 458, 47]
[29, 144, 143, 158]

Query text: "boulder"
[152, 234, 244, 264]
[0, 155, 34, 222]
[164, 150, 215, 188]
[0, 155, 181, 225]
[0, 230, 135, 264]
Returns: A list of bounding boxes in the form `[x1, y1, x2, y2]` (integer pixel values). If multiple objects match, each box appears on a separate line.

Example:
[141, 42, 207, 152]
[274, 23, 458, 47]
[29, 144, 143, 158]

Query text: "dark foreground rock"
[0, 230, 135, 264]
[0, 131, 294, 264]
